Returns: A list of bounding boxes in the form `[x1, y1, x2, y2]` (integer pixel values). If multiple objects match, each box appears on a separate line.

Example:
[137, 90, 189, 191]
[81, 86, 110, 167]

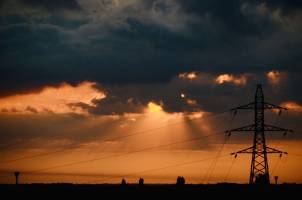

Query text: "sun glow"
[147, 102, 163, 113]
[186, 111, 204, 119]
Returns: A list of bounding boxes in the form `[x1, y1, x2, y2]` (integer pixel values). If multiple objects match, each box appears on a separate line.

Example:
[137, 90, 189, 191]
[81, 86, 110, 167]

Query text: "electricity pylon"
[227, 84, 292, 184]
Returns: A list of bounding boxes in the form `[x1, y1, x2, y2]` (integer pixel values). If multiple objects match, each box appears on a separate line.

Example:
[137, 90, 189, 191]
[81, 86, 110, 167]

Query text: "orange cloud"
[280, 101, 302, 112]
[267, 70, 286, 86]
[186, 99, 197, 106]
[215, 74, 247, 86]
[178, 72, 198, 80]
[0, 81, 106, 115]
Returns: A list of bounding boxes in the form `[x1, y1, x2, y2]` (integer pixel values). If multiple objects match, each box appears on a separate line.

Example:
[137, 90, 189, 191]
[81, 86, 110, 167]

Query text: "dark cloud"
[0, 0, 301, 101]
[178, 0, 302, 16]
[90, 96, 145, 115]
[261, 0, 302, 14]
[68, 96, 145, 115]
[61, 72, 298, 115]
[19, 0, 81, 11]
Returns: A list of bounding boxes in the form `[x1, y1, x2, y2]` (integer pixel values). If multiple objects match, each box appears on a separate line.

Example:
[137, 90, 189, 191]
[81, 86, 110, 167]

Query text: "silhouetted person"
[139, 178, 144, 186]
[14, 171, 20, 185]
[176, 176, 185, 186]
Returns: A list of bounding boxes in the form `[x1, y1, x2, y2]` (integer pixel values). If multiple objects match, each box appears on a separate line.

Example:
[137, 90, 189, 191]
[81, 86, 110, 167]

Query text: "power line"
[205, 135, 229, 183]
[0, 117, 124, 151]
[90, 153, 230, 183]
[0, 148, 70, 164]
[205, 111, 236, 183]
[271, 156, 282, 176]
[223, 157, 236, 182]
[289, 153, 302, 157]
[106, 110, 228, 142]
[0, 110, 229, 164]
[26, 130, 227, 174]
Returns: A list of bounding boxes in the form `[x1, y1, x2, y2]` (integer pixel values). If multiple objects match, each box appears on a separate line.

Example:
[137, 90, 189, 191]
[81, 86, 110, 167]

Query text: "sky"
[0, 0, 301, 184]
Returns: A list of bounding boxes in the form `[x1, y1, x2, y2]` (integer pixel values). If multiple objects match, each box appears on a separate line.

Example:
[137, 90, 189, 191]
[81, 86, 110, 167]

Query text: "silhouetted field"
[1, 183, 301, 199]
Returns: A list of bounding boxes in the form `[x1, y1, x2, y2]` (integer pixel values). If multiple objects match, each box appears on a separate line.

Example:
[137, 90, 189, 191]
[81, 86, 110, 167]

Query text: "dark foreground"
[1, 183, 301, 199]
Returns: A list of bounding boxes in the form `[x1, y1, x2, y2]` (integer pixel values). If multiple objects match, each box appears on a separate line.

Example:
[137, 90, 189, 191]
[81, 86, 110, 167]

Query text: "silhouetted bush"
[121, 178, 127, 186]
[139, 178, 144, 186]
[176, 176, 185, 186]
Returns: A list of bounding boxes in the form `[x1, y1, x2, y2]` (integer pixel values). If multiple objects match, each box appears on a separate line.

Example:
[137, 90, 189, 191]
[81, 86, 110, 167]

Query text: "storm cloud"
[19, 0, 81, 11]
[0, 0, 301, 96]
[0, 0, 301, 118]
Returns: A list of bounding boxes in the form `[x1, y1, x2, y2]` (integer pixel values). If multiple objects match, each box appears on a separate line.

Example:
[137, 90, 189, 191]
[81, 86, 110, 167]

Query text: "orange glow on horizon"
[0, 109, 301, 184]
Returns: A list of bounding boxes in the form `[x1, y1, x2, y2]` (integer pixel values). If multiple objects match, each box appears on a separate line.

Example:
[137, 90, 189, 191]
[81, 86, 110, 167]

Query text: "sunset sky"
[0, 0, 301, 184]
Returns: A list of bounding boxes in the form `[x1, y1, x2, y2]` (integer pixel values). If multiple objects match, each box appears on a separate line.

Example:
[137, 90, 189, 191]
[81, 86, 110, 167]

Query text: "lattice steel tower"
[227, 84, 292, 184]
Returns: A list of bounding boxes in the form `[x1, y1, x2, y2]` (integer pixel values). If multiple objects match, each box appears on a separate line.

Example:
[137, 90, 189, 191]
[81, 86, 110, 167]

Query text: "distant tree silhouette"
[121, 178, 127, 186]
[176, 176, 185, 186]
[139, 178, 144, 186]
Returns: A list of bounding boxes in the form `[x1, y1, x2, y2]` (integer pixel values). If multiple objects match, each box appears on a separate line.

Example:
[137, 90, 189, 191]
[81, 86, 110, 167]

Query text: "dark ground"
[1, 183, 301, 199]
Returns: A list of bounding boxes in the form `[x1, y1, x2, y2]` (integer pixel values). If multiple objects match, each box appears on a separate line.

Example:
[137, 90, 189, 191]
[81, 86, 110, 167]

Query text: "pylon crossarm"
[264, 124, 293, 135]
[266, 146, 288, 155]
[231, 146, 253, 158]
[263, 102, 287, 111]
[231, 102, 255, 111]
[236, 146, 253, 154]
[226, 124, 255, 136]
